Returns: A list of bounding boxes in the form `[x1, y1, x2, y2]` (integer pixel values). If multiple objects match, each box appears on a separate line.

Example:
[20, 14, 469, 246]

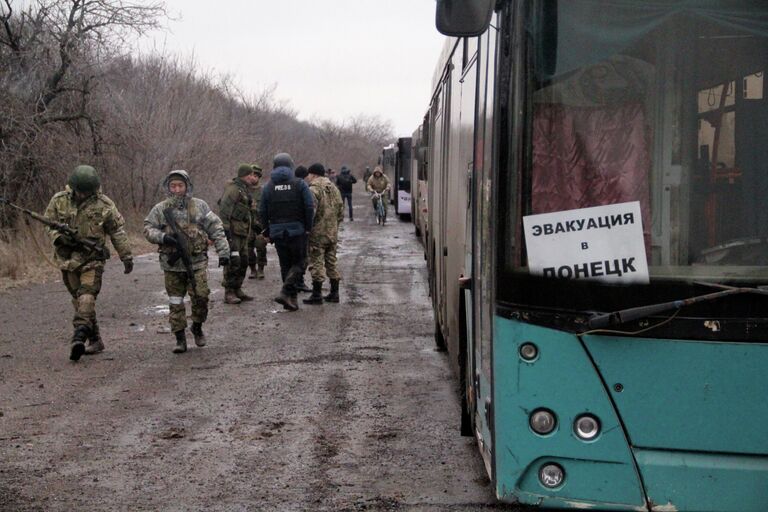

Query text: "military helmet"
[273, 152, 295, 170]
[68, 165, 100, 194]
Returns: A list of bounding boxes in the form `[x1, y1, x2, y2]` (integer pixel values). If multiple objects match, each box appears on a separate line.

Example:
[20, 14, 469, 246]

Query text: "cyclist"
[365, 166, 391, 220]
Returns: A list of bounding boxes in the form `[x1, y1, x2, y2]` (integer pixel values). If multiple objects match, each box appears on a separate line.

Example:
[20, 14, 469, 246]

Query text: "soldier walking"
[303, 163, 344, 304]
[44, 165, 134, 361]
[218, 164, 260, 304]
[247, 164, 268, 280]
[293, 165, 312, 294]
[259, 153, 314, 311]
[144, 170, 231, 354]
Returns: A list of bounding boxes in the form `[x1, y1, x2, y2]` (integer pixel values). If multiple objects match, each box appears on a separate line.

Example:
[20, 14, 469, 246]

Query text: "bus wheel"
[434, 318, 447, 351]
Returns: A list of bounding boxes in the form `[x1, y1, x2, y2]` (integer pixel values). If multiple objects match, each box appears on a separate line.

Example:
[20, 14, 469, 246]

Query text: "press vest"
[267, 178, 305, 225]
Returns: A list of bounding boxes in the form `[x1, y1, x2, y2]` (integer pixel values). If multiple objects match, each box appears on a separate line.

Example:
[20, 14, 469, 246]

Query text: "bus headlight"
[574, 414, 600, 440]
[519, 342, 538, 361]
[529, 409, 556, 435]
[539, 463, 565, 488]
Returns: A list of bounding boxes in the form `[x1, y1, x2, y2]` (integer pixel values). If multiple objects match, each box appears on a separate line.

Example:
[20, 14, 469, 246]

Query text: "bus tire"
[434, 317, 447, 351]
[459, 291, 472, 436]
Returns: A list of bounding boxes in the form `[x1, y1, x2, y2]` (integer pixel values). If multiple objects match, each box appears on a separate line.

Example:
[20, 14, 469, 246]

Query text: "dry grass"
[0, 220, 154, 292]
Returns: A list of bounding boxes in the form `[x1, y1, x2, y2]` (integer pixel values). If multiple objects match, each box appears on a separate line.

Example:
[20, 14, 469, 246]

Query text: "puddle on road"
[143, 304, 171, 316]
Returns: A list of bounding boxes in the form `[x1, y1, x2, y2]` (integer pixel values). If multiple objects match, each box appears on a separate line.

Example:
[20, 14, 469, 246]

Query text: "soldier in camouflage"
[44, 165, 134, 361]
[303, 163, 344, 304]
[246, 164, 268, 280]
[144, 170, 230, 354]
[218, 164, 261, 304]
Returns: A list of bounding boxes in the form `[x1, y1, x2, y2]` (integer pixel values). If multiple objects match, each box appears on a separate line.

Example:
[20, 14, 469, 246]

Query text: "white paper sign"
[522, 201, 649, 284]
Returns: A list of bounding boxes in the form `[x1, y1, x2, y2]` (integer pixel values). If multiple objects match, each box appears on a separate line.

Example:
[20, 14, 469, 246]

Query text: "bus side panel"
[493, 317, 646, 509]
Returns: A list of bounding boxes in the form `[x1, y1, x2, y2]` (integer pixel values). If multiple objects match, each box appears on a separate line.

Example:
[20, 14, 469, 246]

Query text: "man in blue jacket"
[260, 153, 314, 311]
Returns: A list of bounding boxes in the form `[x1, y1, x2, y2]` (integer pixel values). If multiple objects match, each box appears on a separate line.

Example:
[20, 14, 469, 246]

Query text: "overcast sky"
[143, 0, 446, 135]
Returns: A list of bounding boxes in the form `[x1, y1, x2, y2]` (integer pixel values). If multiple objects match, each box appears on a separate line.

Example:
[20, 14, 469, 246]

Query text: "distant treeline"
[0, 0, 392, 223]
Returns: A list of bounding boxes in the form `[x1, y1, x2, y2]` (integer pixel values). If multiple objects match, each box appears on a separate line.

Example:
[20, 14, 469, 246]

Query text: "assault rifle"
[0, 197, 106, 257]
[162, 207, 197, 294]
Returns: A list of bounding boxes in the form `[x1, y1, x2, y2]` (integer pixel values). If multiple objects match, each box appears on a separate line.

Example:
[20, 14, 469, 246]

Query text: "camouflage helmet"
[68, 165, 100, 194]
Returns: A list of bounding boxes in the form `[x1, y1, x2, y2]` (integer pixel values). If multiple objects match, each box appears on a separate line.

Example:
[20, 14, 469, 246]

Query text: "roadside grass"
[0, 217, 154, 292]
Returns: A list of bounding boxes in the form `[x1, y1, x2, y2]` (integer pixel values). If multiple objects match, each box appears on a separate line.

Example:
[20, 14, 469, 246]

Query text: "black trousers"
[341, 192, 353, 219]
[274, 235, 307, 296]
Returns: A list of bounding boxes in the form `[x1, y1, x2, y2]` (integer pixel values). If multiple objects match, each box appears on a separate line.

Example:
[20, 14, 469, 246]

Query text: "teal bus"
[425, 1, 768, 510]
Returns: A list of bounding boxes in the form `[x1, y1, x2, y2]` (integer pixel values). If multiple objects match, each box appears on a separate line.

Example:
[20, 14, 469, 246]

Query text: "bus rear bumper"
[633, 448, 768, 512]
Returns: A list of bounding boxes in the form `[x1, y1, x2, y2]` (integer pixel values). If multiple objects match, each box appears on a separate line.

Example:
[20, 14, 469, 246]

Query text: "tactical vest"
[267, 178, 305, 225]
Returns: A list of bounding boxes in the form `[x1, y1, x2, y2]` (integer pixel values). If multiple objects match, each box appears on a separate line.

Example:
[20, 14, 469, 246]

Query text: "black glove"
[230, 253, 241, 269]
[163, 233, 178, 247]
[218, 256, 229, 267]
[123, 259, 134, 274]
[224, 230, 232, 242]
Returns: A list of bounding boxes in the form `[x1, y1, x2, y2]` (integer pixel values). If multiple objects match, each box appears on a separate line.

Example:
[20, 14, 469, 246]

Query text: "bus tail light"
[529, 409, 556, 435]
[539, 463, 565, 488]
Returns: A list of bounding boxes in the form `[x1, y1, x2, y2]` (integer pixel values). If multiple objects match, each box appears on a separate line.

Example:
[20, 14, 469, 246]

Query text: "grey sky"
[145, 0, 446, 136]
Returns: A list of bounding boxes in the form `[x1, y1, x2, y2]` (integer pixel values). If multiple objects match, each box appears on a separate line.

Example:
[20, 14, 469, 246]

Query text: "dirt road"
[0, 195, 512, 511]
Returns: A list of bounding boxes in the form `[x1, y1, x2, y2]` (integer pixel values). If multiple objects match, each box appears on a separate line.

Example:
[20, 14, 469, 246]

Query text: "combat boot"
[84, 322, 105, 355]
[324, 279, 340, 303]
[172, 330, 187, 354]
[191, 322, 206, 347]
[256, 264, 265, 279]
[235, 288, 254, 301]
[296, 277, 312, 293]
[224, 289, 242, 304]
[248, 264, 257, 279]
[274, 292, 298, 311]
[70, 325, 89, 361]
[303, 281, 324, 305]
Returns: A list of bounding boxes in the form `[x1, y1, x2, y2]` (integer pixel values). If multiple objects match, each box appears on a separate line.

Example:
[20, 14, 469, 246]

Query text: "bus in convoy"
[381, 138, 413, 218]
[424, 1, 768, 510]
[410, 121, 428, 238]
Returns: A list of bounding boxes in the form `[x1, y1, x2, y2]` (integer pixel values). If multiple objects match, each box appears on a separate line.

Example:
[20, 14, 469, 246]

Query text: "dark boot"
[303, 281, 324, 305]
[173, 330, 187, 354]
[70, 325, 89, 361]
[224, 289, 241, 304]
[296, 278, 312, 293]
[84, 321, 104, 355]
[191, 322, 206, 347]
[324, 279, 340, 303]
[248, 264, 257, 279]
[274, 292, 298, 311]
[235, 288, 254, 301]
[257, 264, 265, 279]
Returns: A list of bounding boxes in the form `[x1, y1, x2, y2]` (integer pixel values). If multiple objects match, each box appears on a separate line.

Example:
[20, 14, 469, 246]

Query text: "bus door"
[465, 25, 498, 476]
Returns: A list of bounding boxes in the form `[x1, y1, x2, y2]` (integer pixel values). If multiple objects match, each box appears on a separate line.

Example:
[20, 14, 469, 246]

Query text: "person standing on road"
[44, 165, 134, 361]
[335, 165, 357, 221]
[260, 153, 314, 311]
[293, 165, 312, 294]
[218, 164, 260, 304]
[247, 164, 268, 280]
[366, 166, 391, 217]
[327, 168, 337, 185]
[144, 170, 231, 354]
[303, 163, 344, 305]
[363, 166, 372, 184]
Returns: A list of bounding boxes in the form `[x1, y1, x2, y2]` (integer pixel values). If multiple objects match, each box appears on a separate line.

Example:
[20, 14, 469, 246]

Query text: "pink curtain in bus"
[531, 102, 652, 250]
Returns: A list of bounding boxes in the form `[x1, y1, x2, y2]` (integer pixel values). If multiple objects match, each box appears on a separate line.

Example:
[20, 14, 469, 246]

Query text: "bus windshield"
[510, 1, 768, 283]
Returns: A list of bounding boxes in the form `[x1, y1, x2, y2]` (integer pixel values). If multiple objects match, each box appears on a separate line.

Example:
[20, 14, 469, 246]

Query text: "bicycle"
[372, 192, 387, 226]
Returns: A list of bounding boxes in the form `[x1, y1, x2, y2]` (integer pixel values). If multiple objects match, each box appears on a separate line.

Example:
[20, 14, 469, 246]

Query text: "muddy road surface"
[0, 196, 514, 511]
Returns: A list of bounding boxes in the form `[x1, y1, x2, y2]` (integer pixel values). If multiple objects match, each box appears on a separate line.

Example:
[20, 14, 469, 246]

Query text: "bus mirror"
[436, 0, 494, 37]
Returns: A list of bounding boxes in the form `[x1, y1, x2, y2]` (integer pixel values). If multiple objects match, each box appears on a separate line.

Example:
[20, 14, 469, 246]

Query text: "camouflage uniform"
[308, 176, 344, 284]
[144, 171, 229, 335]
[366, 170, 391, 214]
[44, 183, 133, 352]
[218, 176, 253, 294]
[247, 180, 268, 277]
